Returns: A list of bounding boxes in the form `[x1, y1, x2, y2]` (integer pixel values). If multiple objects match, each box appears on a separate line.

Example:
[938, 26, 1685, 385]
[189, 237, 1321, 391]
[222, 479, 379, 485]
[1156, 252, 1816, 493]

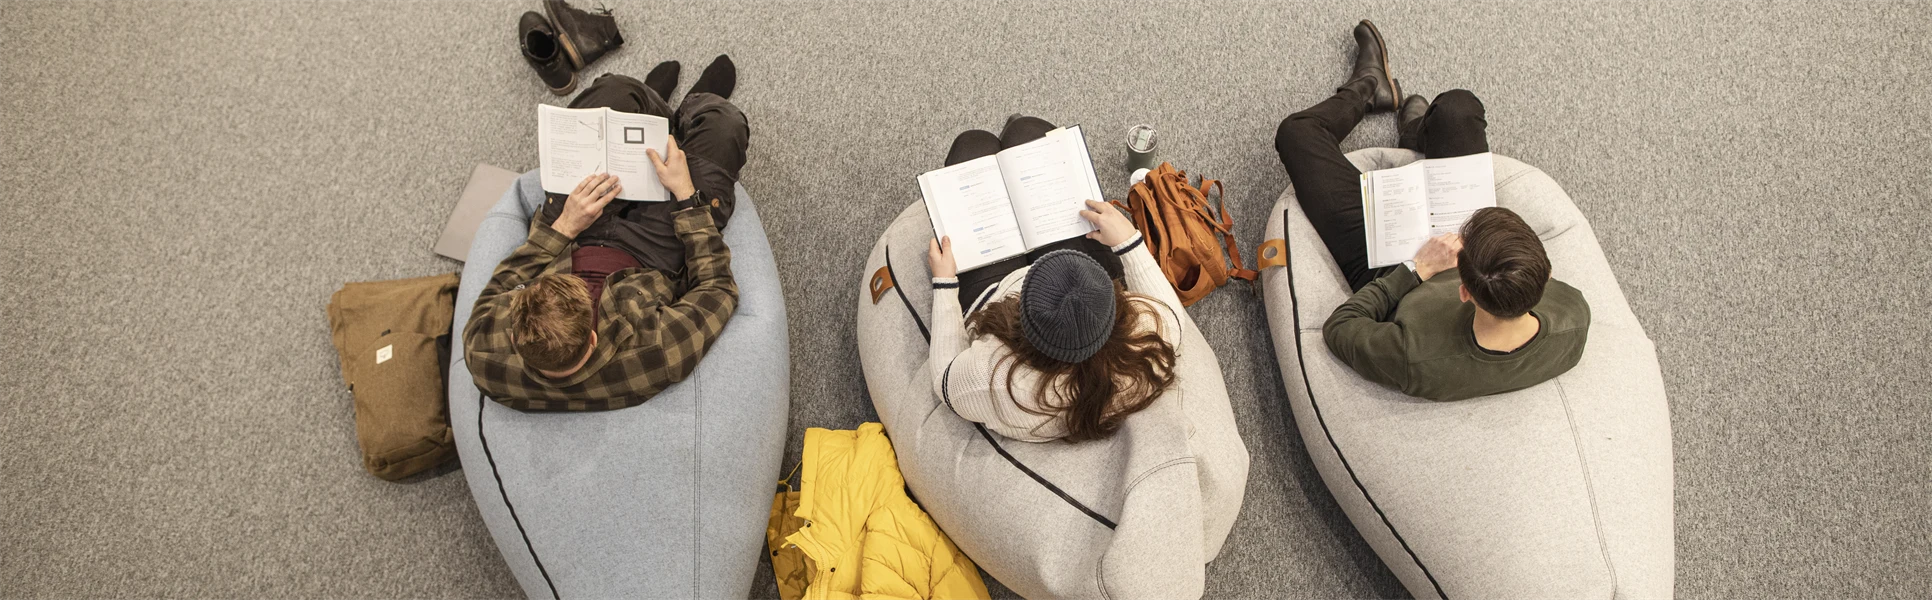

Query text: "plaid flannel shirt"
[462, 206, 738, 411]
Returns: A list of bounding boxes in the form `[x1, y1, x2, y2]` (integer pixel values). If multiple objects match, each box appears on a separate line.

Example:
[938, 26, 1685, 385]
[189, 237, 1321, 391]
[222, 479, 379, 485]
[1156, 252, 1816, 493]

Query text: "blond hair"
[510, 274, 594, 372]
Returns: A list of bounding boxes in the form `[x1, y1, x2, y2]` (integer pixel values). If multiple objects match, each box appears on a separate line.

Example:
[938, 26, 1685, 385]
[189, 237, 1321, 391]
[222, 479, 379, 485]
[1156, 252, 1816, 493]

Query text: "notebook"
[433, 164, 521, 262]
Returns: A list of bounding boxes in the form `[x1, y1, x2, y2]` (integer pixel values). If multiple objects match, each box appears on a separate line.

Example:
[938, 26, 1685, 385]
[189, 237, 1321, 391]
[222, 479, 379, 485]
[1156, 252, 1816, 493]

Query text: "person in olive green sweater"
[1322, 208, 1590, 400]
[1278, 20, 1589, 400]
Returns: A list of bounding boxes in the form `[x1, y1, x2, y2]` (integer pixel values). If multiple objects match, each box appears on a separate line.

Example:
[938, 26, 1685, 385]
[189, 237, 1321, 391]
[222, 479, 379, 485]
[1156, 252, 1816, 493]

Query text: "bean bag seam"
[692, 374, 704, 598]
[1281, 205, 1448, 599]
[1122, 457, 1196, 494]
[1556, 379, 1621, 598]
[476, 389, 560, 599]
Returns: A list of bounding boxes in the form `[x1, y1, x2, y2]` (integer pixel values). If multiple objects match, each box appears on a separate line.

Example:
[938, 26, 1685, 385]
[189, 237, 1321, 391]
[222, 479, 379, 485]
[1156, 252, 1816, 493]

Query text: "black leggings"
[1274, 84, 1490, 291]
[944, 116, 1124, 308]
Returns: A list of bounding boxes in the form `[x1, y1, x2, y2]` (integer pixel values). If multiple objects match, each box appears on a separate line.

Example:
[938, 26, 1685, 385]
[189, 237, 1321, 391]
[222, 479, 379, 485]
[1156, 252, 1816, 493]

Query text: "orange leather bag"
[1115, 162, 1257, 306]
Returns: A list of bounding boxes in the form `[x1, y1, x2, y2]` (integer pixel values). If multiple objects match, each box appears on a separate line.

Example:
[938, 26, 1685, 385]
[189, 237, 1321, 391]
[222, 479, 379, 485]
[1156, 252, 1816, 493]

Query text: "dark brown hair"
[965, 283, 1176, 442]
[1457, 207, 1550, 318]
[510, 273, 594, 372]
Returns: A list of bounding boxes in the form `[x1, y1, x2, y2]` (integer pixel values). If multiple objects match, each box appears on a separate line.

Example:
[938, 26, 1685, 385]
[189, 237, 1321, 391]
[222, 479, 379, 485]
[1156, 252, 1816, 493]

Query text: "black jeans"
[537, 73, 752, 275]
[1274, 84, 1489, 291]
[944, 116, 1125, 308]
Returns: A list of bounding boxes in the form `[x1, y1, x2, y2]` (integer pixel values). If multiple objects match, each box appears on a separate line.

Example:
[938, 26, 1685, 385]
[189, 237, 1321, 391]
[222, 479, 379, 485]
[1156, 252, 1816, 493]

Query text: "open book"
[537, 104, 671, 202]
[918, 126, 1103, 272]
[1361, 152, 1497, 268]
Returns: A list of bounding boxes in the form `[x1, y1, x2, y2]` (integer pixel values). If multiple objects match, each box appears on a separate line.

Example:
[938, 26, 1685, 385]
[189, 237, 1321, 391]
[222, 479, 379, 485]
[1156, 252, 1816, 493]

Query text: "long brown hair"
[965, 282, 1176, 442]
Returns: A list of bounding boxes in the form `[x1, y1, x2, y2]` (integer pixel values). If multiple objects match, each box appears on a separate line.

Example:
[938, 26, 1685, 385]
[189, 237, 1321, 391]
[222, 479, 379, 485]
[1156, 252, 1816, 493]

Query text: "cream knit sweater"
[929, 234, 1185, 442]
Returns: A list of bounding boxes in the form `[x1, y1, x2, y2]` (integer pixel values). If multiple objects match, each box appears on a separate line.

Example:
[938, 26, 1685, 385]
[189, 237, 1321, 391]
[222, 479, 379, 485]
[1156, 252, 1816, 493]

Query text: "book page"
[995, 127, 1100, 249]
[1421, 152, 1496, 236]
[918, 155, 1026, 272]
[1364, 161, 1430, 268]
[537, 105, 608, 195]
[1051, 125, 1107, 214]
[603, 110, 671, 201]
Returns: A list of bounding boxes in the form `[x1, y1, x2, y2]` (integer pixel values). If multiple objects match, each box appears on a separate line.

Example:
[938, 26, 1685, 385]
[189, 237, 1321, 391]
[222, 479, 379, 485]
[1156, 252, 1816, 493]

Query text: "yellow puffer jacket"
[767, 423, 990, 600]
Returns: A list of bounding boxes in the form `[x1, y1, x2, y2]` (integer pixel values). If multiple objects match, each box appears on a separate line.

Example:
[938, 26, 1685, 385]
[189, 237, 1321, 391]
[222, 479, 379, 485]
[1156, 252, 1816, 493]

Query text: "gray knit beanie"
[1020, 249, 1116, 363]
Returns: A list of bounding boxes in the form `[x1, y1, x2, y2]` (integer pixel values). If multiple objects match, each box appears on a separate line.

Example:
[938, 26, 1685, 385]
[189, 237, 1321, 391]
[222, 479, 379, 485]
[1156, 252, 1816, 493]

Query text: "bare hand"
[553, 173, 621, 239]
[1080, 200, 1137, 247]
[928, 236, 957, 279]
[646, 136, 698, 200]
[1412, 234, 1463, 280]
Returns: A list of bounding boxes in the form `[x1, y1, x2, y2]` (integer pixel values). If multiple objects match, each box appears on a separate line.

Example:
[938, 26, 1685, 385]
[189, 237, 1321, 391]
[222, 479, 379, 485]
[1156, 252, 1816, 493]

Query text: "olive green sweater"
[1322, 267, 1591, 401]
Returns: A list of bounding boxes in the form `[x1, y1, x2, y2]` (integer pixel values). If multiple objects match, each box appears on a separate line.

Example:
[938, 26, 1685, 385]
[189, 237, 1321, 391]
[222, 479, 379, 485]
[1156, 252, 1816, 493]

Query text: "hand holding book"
[645, 136, 698, 200]
[929, 236, 957, 279]
[1080, 200, 1137, 247]
[552, 173, 623, 239]
[1412, 234, 1463, 281]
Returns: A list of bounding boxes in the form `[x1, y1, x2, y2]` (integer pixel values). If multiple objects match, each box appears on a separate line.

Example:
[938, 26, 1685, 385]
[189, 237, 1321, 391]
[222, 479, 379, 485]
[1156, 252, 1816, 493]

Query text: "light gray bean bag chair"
[1260, 149, 1673, 598]
[855, 202, 1250, 599]
[447, 171, 789, 599]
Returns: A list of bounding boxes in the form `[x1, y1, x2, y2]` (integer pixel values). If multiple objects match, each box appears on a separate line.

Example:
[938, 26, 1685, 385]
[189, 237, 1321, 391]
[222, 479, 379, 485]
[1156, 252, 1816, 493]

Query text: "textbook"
[917, 126, 1104, 272]
[1361, 152, 1497, 268]
[537, 104, 671, 201]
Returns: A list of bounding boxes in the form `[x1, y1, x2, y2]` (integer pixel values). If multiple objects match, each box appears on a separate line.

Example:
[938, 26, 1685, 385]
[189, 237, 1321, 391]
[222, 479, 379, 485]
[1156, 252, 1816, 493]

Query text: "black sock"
[643, 61, 680, 99]
[689, 54, 736, 99]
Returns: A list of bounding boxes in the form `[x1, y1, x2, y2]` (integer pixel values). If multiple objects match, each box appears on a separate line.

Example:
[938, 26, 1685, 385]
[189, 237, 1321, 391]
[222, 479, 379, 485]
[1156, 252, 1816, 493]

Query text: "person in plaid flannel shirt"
[463, 133, 737, 411]
[463, 61, 751, 411]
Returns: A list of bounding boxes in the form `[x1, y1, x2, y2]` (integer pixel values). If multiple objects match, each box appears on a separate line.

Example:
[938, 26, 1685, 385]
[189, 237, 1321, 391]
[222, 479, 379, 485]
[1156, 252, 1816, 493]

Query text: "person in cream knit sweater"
[926, 119, 1186, 443]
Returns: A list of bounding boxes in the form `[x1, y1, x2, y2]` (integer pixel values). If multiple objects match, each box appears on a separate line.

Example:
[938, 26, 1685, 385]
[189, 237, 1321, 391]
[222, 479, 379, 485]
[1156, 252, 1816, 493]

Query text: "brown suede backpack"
[1114, 162, 1257, 306]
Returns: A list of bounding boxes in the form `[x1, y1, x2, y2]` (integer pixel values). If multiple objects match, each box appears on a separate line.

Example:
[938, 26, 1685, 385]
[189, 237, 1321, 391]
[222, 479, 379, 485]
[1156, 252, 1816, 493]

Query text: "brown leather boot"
[1346, 20, 1401, 113]
[544, 0, 625, 71]
[1397, 93, 1429, 151]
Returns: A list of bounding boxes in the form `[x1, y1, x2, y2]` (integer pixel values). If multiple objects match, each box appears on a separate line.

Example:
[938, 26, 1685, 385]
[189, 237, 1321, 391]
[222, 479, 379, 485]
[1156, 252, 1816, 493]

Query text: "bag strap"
[1196, 177, 1259, 281]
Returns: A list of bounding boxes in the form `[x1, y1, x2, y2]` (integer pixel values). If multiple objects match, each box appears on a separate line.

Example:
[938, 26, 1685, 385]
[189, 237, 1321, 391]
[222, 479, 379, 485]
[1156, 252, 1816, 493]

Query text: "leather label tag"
[869, 266, 895, 304]
[1257, 239, 1287, 270]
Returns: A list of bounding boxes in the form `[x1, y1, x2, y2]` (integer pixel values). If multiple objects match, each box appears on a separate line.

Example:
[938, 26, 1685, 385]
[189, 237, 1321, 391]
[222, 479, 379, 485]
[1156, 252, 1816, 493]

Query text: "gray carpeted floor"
[2, 0, 1927, 598]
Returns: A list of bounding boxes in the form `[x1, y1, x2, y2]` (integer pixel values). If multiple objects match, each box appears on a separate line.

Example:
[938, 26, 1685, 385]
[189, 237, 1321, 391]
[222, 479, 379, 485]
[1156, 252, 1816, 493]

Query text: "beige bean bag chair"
[855, 202, 1250, 599]
[1259, 148, 1674, 598]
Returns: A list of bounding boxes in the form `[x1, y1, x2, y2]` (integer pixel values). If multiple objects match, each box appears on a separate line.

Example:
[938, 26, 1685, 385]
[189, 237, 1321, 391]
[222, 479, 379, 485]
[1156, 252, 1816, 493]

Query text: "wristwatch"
[673, 192, 703, 212]
[1401, 259, 1419, 276]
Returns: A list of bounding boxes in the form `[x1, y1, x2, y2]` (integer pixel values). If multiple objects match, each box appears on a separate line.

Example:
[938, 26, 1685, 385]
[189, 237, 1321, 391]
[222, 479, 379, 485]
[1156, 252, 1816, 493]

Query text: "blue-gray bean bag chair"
[447, 171, 788, 599]
[1260, 149, 1673, 598]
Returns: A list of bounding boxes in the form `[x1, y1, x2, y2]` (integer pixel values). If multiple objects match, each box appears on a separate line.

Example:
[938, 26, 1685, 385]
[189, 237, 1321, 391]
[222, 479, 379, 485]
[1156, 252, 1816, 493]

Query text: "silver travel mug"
[1125, 124, 1159, 173]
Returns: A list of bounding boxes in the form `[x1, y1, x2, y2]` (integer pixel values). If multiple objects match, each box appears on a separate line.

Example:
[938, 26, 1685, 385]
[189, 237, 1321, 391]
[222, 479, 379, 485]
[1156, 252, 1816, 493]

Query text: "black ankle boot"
[544, 0, 624, 71]
[1346, 19, 1400, 112]
[1397, 93, 1429, 151]
[518, 12, 575, 95]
